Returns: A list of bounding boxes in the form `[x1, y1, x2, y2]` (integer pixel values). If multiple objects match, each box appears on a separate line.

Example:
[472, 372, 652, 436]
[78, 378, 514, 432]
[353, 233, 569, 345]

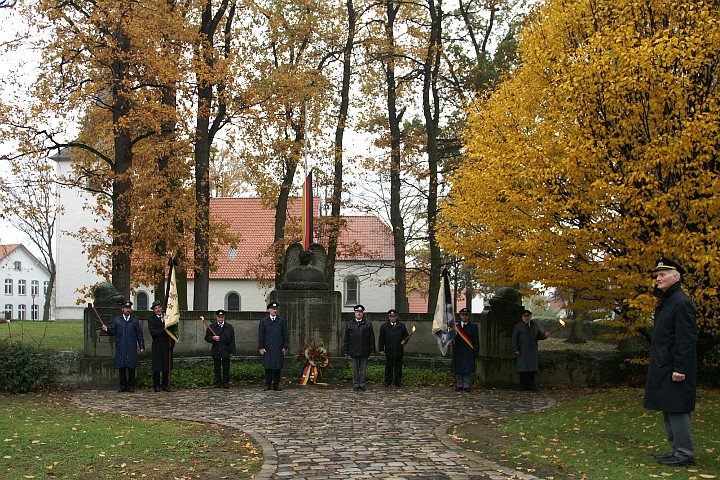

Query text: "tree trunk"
[325, 0, 356, 288]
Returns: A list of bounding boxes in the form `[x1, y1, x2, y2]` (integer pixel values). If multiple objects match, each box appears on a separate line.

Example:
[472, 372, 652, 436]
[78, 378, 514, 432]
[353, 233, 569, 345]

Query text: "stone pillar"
[476, 287, 525, 387]
[269, 290, 343, 356]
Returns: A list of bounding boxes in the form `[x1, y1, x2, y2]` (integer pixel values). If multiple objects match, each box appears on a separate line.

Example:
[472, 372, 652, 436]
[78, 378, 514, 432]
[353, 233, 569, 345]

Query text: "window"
[136, 291, 149, 311]
[43, 281, 49, 295]
[18, 304, 26, 320]
[31, 304, 39, 321]
[18, 280, 26, 295]
[4, 279, 11, 295]
[3, 305, 11, 320]
[227, 292, 240, 311]
[228, 248, 237, 259]
[31, 280, 39, 296]
[345, 276, 359, 306]
[14, 261, 22, 271]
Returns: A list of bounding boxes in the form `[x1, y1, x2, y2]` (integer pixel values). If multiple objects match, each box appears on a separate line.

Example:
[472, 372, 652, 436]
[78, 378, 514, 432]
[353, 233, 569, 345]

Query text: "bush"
[0, 340, 54, 393]
[136, 363, 265, 389]
[338, 364, 453, 386]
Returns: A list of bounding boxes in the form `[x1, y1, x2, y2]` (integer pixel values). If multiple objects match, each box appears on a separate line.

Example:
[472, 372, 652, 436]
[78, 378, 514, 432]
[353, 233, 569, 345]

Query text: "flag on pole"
[432, 269, 456, 356]
[301, 172, 313, 250]
[164, 259, 180, 342]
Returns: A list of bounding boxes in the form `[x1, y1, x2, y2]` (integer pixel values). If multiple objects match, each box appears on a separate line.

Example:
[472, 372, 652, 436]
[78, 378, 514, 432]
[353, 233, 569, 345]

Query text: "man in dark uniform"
[511, 309, 549, 391]
[204, 309, 236, 388]
[454, 307, 479, 392]
[378, 308, 409, 387]
[102, 300, 145, 392]
[644, 257, 698, 467]
[343, 304, 375, 391]
[147, 300, 174, 392]
[258, 301, 289, 391]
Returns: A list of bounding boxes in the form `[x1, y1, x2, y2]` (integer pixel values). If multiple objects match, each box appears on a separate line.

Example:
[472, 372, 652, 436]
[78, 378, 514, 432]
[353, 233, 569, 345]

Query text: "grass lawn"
[452, 387, 720, 480]
[0, 392, 262, 479]
[0, 321, 84, 352]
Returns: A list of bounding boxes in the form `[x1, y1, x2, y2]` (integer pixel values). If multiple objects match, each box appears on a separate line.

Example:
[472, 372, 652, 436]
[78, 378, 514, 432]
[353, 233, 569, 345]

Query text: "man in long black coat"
[453, 308, 479, 392]
[102, 300, 145, 392]
[511, 309, 549, 391]
[204, 309, 236, 388]
[343, 304, 375, 391]
[378, 308, 409, 387]
[258, 301, 289, 391]
[644, 257, 698, 467]
[147, 301, 174, 392]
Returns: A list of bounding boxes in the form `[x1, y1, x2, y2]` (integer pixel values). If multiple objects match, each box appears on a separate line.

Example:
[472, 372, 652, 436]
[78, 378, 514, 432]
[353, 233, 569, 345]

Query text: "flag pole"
[164, 256, 176, 391]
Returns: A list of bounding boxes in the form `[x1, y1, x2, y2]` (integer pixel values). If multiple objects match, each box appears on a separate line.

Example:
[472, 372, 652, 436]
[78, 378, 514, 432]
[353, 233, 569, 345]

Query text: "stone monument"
[270, 242, 343, 357]
[476, 286, 525, 387]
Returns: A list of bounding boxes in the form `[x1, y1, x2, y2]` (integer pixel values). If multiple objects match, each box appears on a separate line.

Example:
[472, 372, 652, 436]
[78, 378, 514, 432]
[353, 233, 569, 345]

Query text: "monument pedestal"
[270, 290, 343, 356]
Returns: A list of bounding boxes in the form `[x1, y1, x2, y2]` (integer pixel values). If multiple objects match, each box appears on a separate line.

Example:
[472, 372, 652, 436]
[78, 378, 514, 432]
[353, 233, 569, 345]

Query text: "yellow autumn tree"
[439, 0, 720, 340]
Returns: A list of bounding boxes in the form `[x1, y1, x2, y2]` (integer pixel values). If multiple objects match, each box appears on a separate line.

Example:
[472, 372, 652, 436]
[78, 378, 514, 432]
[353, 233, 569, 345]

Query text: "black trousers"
[153, 371, 169, 388]
[213, 357, 230, 386]
[265, 369, 281, 388]
[384, 356, 403, 386]
[518, 371, 537, 390]
[118, 367, 136, 388]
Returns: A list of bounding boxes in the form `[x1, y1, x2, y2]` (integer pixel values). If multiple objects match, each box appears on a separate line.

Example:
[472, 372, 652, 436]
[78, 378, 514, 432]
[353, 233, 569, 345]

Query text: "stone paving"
[73, 385, 554, 480]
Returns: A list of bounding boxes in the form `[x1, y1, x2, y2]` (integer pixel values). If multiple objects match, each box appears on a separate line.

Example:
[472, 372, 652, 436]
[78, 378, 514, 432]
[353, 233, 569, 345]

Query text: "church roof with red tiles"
[208, 198, 393, 280]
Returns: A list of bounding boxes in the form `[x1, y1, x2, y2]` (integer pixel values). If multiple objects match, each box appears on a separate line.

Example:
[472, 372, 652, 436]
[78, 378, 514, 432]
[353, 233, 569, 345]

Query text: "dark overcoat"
[378, 321, 409, 358]
[454, 321, 479, 375]
[204, 322, 237, 358]
[258, 315, 289, 369]
[106, 314, 145, 369]
[644, 282, 698, 413]
[343, 318, 376, 357]
[147, 314, 174, 372]
[511, 320, 546, 372]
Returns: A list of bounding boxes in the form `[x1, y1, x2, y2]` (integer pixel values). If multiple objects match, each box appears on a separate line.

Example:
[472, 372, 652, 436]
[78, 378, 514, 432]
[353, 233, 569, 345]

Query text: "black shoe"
[529, 385, 539, 391]
[360, 386, 366, 391]
[161, 387, 171, 392]
[214, 384, 222, 388]
[118, 387, 127, 392]
[659, 455, 695, 466]
[264, 385, 272, 391]
[222, 384, 229, 389]
[385, 383, 391, 387]
[273, 386, 282, 391]
[395, 383, 404, 388]
[654, 452, 675, 460]
[128, 387, 134, 393]
[353, 387, 359, 391]
[463, 387, 471, 392]
[154, 386, 161, 392]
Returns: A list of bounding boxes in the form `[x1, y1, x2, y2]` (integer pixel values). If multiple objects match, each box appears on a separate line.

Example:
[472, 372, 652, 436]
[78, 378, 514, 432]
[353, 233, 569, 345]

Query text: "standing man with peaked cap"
[147, 300, 174, 392]
[644, 257, 698, 467]
[204, 309, 236, 388]
[454, 307, 479, 392]
[102, 300, 145, 392]
[344, 304, 375, 391]
[258, 301, 289, 391]
[511, 309, 549, 391]
[378, 308, 409, 387]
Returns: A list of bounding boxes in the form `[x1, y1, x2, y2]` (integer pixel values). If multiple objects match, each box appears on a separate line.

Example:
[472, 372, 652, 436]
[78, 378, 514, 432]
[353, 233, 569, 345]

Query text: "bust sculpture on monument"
[281, 242, 329, 290]
[93, 283, 125, 308]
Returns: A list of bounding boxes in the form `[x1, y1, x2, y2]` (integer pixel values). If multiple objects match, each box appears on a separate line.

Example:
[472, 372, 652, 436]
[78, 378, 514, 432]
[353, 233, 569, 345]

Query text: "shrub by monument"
[0, 340, 54, 393]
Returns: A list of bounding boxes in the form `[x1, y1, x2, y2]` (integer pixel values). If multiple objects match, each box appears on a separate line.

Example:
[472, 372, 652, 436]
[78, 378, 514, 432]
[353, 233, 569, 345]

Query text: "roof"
[208, 198, 394, 279]
[0, 244, 21, 261]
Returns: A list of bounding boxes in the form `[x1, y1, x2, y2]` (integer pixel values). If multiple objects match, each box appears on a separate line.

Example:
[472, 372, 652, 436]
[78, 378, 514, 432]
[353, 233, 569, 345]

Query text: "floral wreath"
[296, 342, 330, 368]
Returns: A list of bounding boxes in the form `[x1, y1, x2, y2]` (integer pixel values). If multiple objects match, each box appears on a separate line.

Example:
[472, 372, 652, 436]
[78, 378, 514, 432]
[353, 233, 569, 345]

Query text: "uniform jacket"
[378, 321, 409, 358]
[644, 282, 698, 413]
[147, 313, 174, 372]
[258, 315, 289, 369]
[204, 322, 237, 358]
[511, 320, 546, 372]
[106, 314, 145, 369]
[454, 321, 479, 375]
[343, 318, 376, 357]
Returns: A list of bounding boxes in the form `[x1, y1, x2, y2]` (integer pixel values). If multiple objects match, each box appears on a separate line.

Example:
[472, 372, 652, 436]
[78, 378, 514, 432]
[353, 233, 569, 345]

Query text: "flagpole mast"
[165, 256, 176, 391]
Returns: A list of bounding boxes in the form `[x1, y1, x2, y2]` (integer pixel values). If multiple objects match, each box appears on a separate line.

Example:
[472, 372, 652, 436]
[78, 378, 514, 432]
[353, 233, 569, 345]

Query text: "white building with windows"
[53, 150, 397, 320]
[1, 244, 51, 321]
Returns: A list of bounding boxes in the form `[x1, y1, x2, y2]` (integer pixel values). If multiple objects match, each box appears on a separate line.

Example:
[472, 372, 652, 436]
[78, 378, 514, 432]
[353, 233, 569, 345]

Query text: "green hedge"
[0, 340, 54, 393]
[136, 363, 265, 389]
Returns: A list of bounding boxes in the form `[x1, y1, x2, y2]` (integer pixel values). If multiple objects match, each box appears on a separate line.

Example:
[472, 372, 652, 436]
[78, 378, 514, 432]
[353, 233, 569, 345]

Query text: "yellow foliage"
[439, 0, 720, 336]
